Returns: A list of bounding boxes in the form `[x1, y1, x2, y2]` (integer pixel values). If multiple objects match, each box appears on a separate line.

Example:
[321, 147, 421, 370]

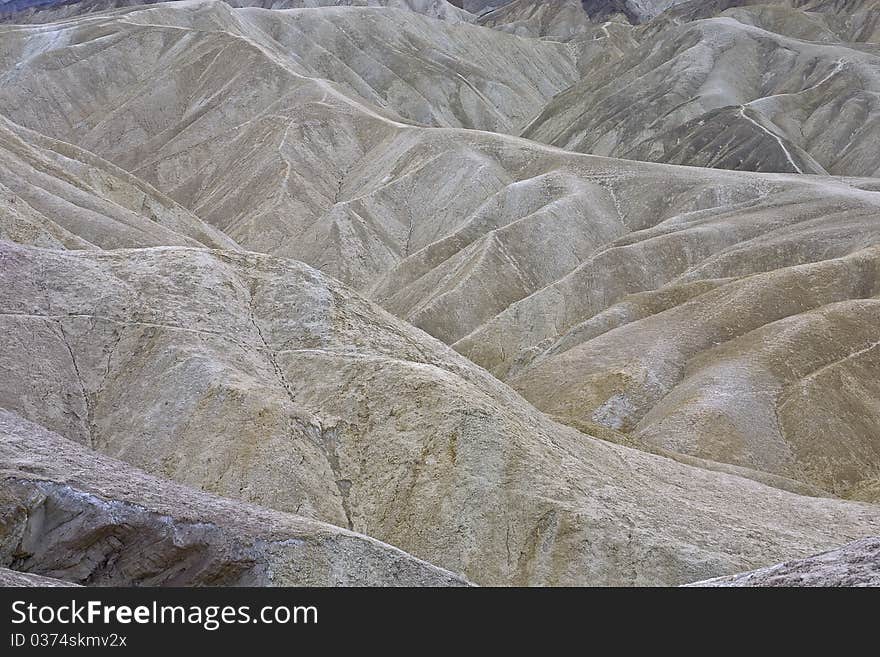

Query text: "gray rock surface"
[687, 537, 880, 586]
[1, 0, 473, 23]
[478, 0, 593, 39]
[0, 567, 80, 586]
[461, 0, 690, 23]
[522, 7, 880, 176]
[454, 0, 506, 15]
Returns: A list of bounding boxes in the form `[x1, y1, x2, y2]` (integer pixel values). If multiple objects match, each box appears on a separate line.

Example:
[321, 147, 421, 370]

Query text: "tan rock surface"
[0, 1, 580, 268]
[0, 116, 239, 250]
[1, 242, 878, 586]
[0, 410, 470, 586]
[0, 0, 877, 587]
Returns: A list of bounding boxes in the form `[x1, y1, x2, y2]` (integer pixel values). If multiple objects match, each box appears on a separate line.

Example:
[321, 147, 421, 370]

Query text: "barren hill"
[0, 0, 878, 586]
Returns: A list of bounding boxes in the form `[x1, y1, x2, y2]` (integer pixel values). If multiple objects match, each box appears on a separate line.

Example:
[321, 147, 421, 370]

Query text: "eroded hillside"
[0, 0, 878, 586]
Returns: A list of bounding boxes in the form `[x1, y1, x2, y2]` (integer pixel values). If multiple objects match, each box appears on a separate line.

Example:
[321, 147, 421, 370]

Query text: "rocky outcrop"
[0, 568, 80, 586]
[687, 537, 880, 586]
[0, 411, 470, 586]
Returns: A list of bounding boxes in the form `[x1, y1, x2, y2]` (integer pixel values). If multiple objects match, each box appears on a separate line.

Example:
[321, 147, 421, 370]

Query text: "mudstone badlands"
[0, 0, 879, 587]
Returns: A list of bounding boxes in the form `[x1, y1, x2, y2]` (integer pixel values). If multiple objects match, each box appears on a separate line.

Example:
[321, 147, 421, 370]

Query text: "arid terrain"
[0, 0, 878, 586]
